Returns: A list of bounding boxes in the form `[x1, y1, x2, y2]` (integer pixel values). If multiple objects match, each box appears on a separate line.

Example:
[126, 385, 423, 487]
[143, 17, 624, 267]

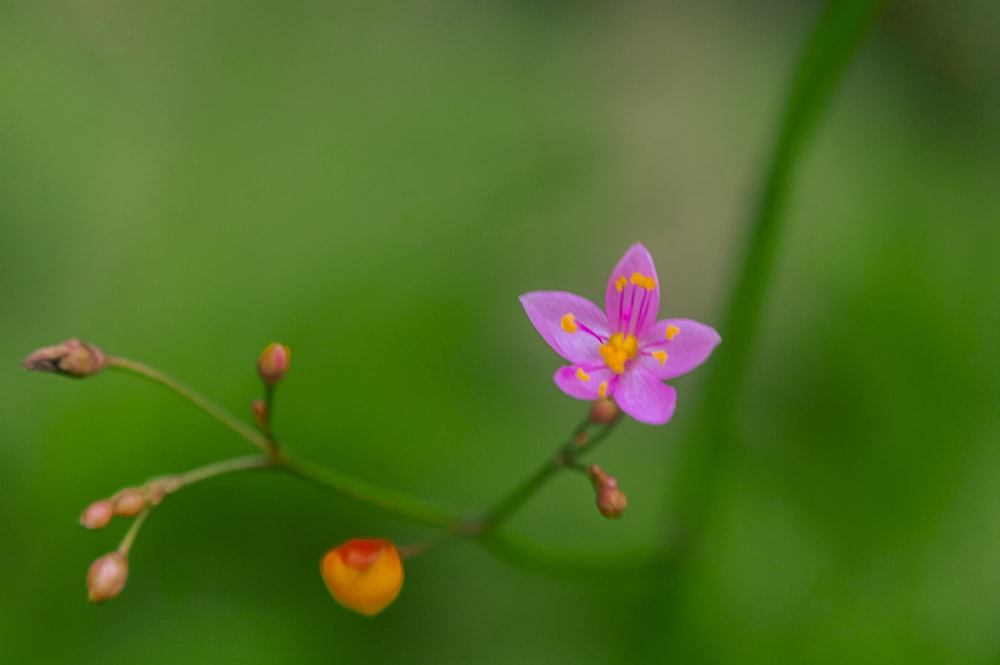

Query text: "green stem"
[633, 0, 888, 658]
[106, 357, 275, 457]
[105, 356, 463, 529]
[470, 416, 621, 533]
[171, 454, 274, 487]
[671, 0, 888, 537]
[103, 355, 623, 559]
[117, 508, 150, 556]
[280, 454, 463, 531]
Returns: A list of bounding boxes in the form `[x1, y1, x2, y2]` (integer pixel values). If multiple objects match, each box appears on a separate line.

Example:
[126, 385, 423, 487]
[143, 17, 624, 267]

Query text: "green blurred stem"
[671, 0, 888, 533]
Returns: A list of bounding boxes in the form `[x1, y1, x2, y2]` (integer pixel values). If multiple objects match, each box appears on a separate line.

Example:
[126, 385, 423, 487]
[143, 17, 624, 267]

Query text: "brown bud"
[87, 551, 128, 602]
[251, 398, 269, 430]
[257, 343, 291, 385]
[596, 483, 628, 518]
[80, 500, 114, 529]
[23, 339, 106, 378]
[588, 398, 621, 425]
[111, 488, 146, 517]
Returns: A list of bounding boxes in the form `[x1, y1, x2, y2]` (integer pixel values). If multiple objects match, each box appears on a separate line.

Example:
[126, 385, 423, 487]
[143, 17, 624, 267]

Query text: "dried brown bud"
[87, 551, 128, 602]
[588, 398, 621, 426]
[80, 500, 114, 529]
[111, 488, 147, 517]
[23, 339, 106, 378]
[257, 343, 291, 385]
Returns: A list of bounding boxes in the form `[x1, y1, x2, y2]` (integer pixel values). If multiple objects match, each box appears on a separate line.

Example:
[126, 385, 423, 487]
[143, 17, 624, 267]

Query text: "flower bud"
[111, 488, 146, 517]
[320, 538, 403, 616]
[589, 397, 621, 425]
[87, 551, 128, 602]
[23, 339, 106, 378]
[80, 500, 114, 529]
[596, 483, 628, 518]
[257, 343, 291, 385]
[251, 399, 269, 430]
[588, 464, 628, 517]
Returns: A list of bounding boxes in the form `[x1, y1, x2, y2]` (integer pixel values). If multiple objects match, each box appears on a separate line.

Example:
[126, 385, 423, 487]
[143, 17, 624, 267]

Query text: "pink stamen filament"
[576, 322, 607, 345]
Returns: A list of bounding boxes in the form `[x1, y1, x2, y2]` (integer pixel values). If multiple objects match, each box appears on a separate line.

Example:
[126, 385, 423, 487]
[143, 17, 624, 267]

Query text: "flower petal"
[604, 243, 660, 337]
[638, 319, 721, 380]
[613, 367, 677, 425]
[520, 291, 609, 363]
[554, 364, 617, 400]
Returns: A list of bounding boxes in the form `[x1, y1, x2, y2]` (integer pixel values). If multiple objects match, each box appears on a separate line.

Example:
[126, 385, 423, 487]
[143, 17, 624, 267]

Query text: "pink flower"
[520, 243, 720, 425]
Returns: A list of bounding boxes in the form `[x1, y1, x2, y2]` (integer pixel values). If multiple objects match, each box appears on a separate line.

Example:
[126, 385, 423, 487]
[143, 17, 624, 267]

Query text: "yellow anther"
[629, 272, 656, 290]
[652, 350, 667, 365]
[561, 313, 577, 333]
[598, 381, 608, 398]
[666, 325, 680, 340]
[599, 333, 639, 374]
[615, 276, 628, 292]
[576, 368, 591, 382]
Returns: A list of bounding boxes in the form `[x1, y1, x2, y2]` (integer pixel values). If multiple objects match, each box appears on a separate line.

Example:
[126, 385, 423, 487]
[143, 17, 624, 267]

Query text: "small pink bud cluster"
[79, 480, 178, 529]
[587, 465, 628, 518]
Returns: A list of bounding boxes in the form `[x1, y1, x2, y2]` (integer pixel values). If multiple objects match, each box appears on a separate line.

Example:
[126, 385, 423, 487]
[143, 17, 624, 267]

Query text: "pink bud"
[112, 488, 146, 517]
[87, 552, 128, 602]
[257, 343, 291, 385]
[80, 500, 114, 529]
[589, 397, 621, 425]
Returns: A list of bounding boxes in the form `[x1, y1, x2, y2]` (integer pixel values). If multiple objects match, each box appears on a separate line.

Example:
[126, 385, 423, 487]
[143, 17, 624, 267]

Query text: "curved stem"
[102, 355, 626, 564]
[106, 357, 275, 456]
[469, 416, 621, 533]
[279, 453, 464, 531]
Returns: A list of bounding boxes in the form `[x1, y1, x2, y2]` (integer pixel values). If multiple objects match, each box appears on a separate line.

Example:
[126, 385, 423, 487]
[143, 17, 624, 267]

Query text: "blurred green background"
[2, 0, 999, 662]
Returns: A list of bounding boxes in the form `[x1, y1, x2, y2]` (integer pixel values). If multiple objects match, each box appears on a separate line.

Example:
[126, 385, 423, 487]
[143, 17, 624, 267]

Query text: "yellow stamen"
[598, 381, 608, 398]
[615, 276, 628, 292]
[599, 333, 639, 374]
[666, 325, 680, 340]
[576, 368, 591, 382]
[561, 313, 577, 333]
[652, 350, 667, 365]
[629, 272, 656, 290]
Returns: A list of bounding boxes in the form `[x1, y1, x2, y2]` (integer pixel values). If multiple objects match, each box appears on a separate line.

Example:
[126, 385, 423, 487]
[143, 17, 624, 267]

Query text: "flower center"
[599, 333, 638, 374]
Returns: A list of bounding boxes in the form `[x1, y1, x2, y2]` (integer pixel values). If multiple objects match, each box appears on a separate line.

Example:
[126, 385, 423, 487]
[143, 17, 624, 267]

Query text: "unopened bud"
[80, 500, 114, 529]
[87, 551, 128, 602]
[251, 399, 269, 430]
[588, 464, 628, 518]
[589, 397, 621, 425]
[320, 538, 404, 616]
[596, 483, 628, 518]
[23, 339, 106, 378]
[257, 343, 291, 385]
[111, 488, 146, 517]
